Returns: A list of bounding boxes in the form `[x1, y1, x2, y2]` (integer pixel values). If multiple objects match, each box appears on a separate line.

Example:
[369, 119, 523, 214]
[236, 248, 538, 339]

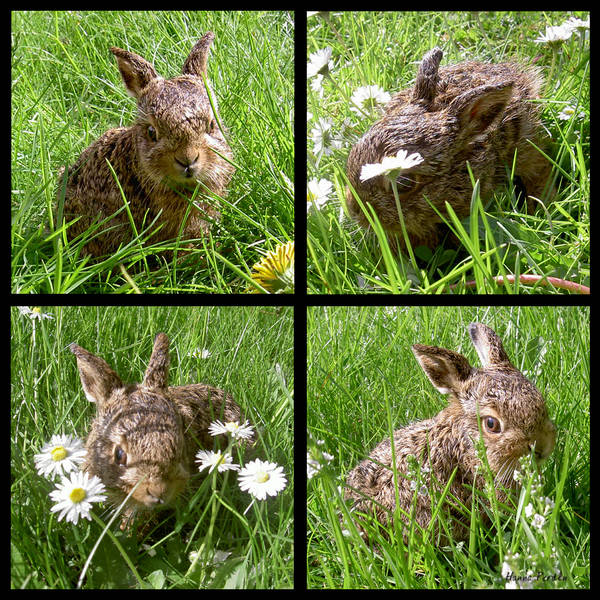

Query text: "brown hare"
[346, 48, 553, 252]
[70, 333, 250, 523]
[58, 33, 234, 258]
[344, 323, 556, 544]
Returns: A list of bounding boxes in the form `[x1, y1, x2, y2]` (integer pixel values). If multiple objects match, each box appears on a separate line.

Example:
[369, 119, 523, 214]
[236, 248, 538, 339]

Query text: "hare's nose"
[530, 424, 556, 462]
[175, 153, 200, 177]
[146, 482, 168, 504]
[147, 494, 164, 505]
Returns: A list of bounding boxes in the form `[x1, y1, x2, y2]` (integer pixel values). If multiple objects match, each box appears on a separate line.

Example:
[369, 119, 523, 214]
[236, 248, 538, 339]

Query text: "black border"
[9, 8, 592, 592]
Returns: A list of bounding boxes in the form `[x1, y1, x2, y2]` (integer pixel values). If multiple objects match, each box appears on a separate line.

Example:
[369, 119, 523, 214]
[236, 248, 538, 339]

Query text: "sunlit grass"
[307, 11, 589, 294]
[11, 10, 294, 293]
[307, 306, 590, 588]
[11, 306, 294, 588]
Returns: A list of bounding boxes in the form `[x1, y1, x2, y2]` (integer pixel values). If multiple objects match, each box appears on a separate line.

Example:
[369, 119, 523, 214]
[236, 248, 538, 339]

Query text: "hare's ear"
[449, 82, 513, 137]
[182, 32, 215, 77]
[111, 47, 160, 98]
[70, 343, 123, 405]
[412, 47, 443, 105]
[468, 323, 513, 368]
[412, 344, 472, 395]
[142, 333, 170, 389]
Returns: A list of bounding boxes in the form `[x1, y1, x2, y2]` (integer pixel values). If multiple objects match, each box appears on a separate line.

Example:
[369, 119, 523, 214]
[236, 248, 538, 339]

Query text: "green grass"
[11, 10, 294, 293]
[307, 11, 589, 293]
[11, 306, 294, 588]
[307, 306, 589, 588]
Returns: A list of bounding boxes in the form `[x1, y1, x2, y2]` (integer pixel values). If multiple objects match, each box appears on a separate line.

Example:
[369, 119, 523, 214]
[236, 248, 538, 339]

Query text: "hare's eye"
[207, 118, 217, 134]
[483, 416, 502, 434]
[147, 125, 158, 142]
[114, 446, 127, 466]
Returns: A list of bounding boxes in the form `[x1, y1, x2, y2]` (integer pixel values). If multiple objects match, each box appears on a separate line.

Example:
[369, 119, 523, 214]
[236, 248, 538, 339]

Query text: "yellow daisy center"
[256, 470, 270, 484]
[69, 487, 86, 503]
[51, 446, 67, 461]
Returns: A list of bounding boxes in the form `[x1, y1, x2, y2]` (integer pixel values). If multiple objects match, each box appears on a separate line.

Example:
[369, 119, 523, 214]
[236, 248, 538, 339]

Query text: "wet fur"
[71, 333, 249, 521]
[346, 48, 553, 252]
[58, 33, 234, 258]
[344, 323, 556, 544]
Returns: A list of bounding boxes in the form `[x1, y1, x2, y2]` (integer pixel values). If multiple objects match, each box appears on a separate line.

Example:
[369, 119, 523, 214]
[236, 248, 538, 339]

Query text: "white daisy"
[534, 24, 574, 45]
[34, 434, 87, 480]
[307, 47, 333, 78]
[208, 419, 255, 441]
[307, 178, 333, 212]
[563, 16, 590, 33]
[49, 471, 107, 525]
[190, 347, 212, 359]
[195, 450, 239, 474]
[310, 117, 343, 156]
[557, 104, 585, 121]
[350, 85, 391, 115]
[237, 459, 287, 500]
[359, 149, 424, 182]
[18, 306, 54, 321]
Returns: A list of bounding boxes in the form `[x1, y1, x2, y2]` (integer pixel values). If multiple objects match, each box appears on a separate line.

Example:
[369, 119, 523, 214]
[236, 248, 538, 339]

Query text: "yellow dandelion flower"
[249, 241, 294, 293]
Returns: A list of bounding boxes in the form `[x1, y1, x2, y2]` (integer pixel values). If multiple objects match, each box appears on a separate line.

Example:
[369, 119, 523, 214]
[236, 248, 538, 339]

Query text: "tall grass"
[11, 306, 294, 588]
[307, 306, 589, 588]
[307, 11, 589, 294]
[11, 11, 294, 293]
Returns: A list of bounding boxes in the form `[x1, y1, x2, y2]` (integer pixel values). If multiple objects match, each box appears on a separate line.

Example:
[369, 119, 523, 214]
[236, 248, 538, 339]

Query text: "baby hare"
[344, 323, 556, 544]
[346, 48, 553, 252]
[70, 333, 249, 523]
[58, 33, 234, 258]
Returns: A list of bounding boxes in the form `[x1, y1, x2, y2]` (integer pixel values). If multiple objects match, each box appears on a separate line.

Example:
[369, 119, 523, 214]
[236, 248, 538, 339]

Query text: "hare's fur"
[71, 333, 248, 520]
[58, 33, 234, 258]
[344, 323, 556, 544]
[346, 48, 553, 252]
